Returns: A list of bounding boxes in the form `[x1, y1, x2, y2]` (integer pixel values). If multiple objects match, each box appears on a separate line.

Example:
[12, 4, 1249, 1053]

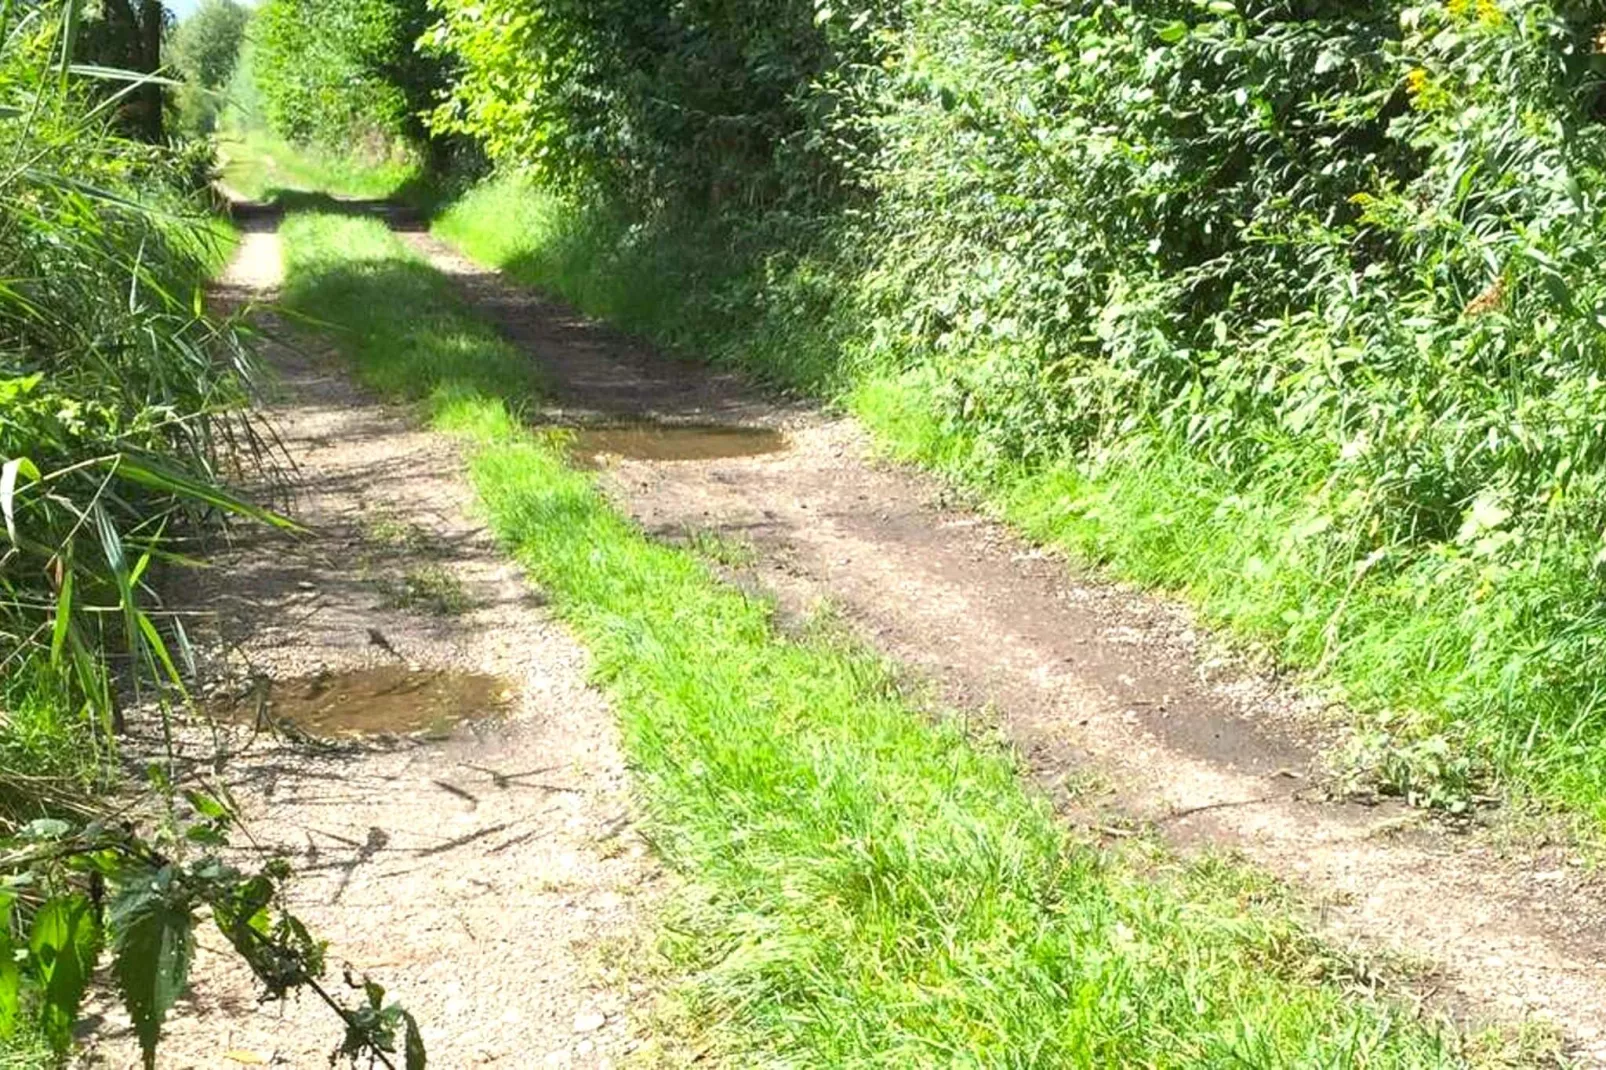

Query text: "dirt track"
[402, 226, 1606, 1064]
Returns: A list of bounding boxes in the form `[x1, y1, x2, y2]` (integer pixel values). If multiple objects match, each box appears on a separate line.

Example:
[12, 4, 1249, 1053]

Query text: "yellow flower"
[1476, 0, 1505, 26]
[1405, 68, 1428, 97]
[1447, 0, 1473, 16]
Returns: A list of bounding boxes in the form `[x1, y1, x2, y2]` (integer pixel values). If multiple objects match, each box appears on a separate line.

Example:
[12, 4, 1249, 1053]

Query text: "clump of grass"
[682, 527, 757, 568]
[383, 564, 472, 616]
[280, 210, 1495, 1067]
[361, 507, 431, 552]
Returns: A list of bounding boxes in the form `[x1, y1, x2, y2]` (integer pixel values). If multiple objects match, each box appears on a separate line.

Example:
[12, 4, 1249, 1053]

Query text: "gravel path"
[405, 226, 1606, 1064]
[82, 222, 660, 1069]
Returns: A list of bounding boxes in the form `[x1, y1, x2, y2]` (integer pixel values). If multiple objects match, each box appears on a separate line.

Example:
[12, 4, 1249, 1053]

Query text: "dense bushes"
[425, 0, 1606, 817]
[424, 0, 880, 208]
[251, 0, 442, 154]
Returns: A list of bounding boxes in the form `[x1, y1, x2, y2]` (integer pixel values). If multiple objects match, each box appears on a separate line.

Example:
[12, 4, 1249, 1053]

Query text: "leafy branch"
[0, 788, 426, 1068]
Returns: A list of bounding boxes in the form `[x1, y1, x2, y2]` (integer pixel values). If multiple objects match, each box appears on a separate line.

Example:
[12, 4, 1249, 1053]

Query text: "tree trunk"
[137, 0, 164, 142]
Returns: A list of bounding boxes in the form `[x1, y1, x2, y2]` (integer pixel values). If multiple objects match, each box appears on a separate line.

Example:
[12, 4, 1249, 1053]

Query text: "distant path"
[86, 218, 658, 1069]
[404, 227, 1606, 1064]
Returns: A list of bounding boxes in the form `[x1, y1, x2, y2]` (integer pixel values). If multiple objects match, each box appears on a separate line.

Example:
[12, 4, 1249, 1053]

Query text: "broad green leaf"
[29, 894, 101, 1053]
[111, 455, 303, 532]
[49, 566, 72, 665]
[404, 1010, 426, 1070]
[135, 610, 185, 689]
[110, 868, 195, 1070]
[183, 788, 229, 821]
[65, 64, 182, 87]
[58, 0, 79, 82]
[0, 892, 17, 1040]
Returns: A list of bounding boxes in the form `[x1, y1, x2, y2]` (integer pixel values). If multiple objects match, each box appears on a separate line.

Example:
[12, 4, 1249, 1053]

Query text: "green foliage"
[26, 895, 98, 1052]
[168, 0, 248, 88]
[428, 0, 1606, 820]
[1, 1, 284, 781]
[167, 0, 249, 134]
[276, 210, 1479, 1066]
[110, 866, 195, 1068]
[251, 0, 442, 155]
[218, 127, 421, 201]
[423, 0, 881, 207]
[0, 797, 426, 1067]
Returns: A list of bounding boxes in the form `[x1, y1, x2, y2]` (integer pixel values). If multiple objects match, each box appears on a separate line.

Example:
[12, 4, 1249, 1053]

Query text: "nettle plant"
[1, 784, 426, 1069]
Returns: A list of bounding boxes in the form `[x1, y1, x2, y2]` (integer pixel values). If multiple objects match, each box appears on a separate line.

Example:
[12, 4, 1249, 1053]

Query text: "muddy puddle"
[212, 667, 516, 739]
[563, 422, 785, 466]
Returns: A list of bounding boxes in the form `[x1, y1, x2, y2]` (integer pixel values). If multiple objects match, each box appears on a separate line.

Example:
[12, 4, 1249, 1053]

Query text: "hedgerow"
[250, 0, 441, 155]
[426, 0, 1606, 818]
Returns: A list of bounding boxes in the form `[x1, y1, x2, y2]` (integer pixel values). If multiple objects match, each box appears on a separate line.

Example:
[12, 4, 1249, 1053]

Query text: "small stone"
[576, 1039, 595, 1055]
[572, 1011, 606, 1034]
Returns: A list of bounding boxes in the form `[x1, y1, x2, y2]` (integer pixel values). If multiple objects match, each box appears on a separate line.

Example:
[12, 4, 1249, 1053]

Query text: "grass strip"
[278, 209, 1486, 1067]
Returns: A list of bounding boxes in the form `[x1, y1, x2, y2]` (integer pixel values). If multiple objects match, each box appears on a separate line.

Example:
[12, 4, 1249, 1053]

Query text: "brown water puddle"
[213, 667, 516, 739]
[564, 423, 785, 466]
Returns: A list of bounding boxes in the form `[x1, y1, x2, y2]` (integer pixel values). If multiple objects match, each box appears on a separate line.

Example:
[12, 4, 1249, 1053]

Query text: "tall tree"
[168, 0, 248, 90]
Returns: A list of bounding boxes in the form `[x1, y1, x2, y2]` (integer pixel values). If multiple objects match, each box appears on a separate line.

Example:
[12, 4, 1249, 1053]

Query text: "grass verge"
[430, 175, 1606, 825]
[278, 207, 1502, 1066]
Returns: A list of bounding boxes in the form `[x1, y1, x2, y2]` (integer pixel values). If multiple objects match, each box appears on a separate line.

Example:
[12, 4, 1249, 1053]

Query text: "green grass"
[429, 175, 1606, 826]
[278, 208, 1502, 1067]
[0, 1026, 58, 1070]
[217, 127, 420, 202]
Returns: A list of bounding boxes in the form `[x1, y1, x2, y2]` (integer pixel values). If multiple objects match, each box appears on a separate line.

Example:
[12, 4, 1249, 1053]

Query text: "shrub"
[251, 0, 443, 155]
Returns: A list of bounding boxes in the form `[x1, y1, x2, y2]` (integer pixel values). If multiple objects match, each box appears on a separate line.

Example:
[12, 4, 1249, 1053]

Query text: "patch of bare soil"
[407, 229, 1606, 1064]
[81, 224, 660, 1069]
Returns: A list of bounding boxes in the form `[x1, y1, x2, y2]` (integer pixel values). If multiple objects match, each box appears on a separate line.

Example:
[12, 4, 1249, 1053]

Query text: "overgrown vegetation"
[167, 0, 248, 134]
[279, 206, 1516, 1069]
[217, 126, 420, 201]
[249, 0, 442, 161]
[0, 7, 423, 1066]
[424, 0, 1606, 822]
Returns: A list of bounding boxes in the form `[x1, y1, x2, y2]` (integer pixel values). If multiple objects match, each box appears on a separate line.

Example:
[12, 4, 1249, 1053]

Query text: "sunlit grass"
[278, 209, 1492, 1068]
[217, 127, 419, 202]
